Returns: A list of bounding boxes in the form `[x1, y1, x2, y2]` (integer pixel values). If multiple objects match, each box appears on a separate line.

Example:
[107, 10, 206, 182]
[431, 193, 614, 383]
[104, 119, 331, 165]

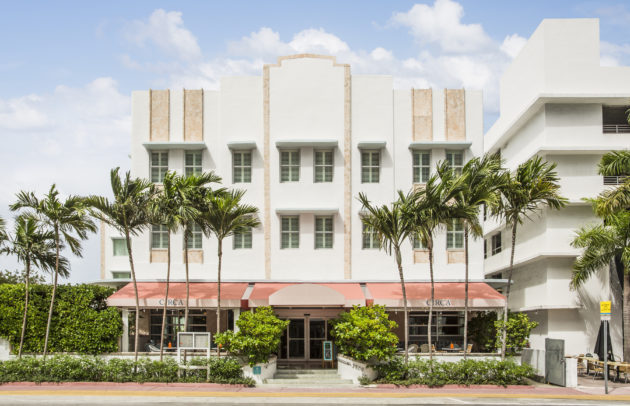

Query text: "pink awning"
[247, 283, 366, 307]
[365, 282, 505, 309]
[106, 282, 249, 308]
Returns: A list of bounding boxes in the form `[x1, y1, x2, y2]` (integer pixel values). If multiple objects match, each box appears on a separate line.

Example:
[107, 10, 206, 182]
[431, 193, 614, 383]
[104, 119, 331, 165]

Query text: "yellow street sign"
[600, 301, 611, 315]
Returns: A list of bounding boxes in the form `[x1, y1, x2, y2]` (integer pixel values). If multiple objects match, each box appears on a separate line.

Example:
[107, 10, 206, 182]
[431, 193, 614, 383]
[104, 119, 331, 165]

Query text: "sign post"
[323, 341, 333, 368]
[600, 301, 611, 395]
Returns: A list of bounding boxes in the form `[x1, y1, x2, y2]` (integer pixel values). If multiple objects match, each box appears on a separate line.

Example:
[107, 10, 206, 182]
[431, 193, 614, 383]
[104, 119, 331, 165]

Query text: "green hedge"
[0, 284, 122, 354]
[0, 355, 255, 386]
[373, 357, 534, 387]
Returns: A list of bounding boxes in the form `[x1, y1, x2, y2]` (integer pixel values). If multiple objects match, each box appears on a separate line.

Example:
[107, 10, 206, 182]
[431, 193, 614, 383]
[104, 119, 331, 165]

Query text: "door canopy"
[268, 283, 346, 307]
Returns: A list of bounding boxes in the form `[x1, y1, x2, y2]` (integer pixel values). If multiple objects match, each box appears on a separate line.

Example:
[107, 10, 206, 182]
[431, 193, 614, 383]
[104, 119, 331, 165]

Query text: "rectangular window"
[314, 150, 334, 182]
[315, 216, 333, 249]
[184, 151, 202, 177]
[446, 151, 463, 176]
[112, 271, 131, 279]
[413, 235, 426, 250]
[362, 222, 380, 249]
[233, 227, 253, 249]
[186, 223, 202, 249]
[281, 216, 299, 248]
[491, 232, 502, 255]
[150, 152, 169, 183]
[280, 150, 300, 182]
[412, 151, 431, 183]
[112, 238, 128, 256]
[361, 151, 380, 183]
[484, 239, 488, 259]
[151, 225, 169, 249]
[446, 219, 464, 249]
[233, 151, 252, 183]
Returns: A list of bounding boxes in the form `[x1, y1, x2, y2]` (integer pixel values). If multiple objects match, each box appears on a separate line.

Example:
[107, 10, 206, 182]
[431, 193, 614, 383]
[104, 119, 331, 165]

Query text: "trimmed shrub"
[330, 305, 398, 362]
[494, 313, 539, 355]
[0, 284, 122, 354]
[0, 356, 254, 386]
[214, 306, 289, 367]
[373, 357, 535, 387]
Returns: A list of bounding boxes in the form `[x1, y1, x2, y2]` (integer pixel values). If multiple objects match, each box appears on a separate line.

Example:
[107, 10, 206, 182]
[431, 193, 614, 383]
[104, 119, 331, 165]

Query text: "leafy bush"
[330, 305, 398, 362]
[374, 357, 534, 387]
[494, 313, 539, 355]
[468, 311, 497, 352]
[0, 284, 122, 354]
[0, 356, 254, 386]
[214, 306, 289, 367]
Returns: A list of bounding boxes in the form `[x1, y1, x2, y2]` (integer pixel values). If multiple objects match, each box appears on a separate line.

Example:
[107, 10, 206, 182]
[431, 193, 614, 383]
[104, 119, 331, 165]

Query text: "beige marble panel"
[150, 90, 170, 141]
[447, 250, 465, 264]
[445, 89, 466, 141]
[414, 250, 430, 264]
[150, 249, 168, 263]
[412, 89, 433, 141]
[183, 250, 203, 264]
[184, 89, 203, 141]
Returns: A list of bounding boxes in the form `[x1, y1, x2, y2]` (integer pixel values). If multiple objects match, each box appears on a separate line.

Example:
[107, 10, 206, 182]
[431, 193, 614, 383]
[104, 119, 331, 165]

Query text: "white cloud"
[500, 34, 527, 59]
[390, 0, 492, 53]
[125, 9, 201, 60]
[600, 40, 630, 67]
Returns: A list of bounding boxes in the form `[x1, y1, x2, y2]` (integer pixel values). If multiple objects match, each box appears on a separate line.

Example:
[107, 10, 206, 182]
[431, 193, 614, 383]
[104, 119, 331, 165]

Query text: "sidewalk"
[1, 381, 630, 402]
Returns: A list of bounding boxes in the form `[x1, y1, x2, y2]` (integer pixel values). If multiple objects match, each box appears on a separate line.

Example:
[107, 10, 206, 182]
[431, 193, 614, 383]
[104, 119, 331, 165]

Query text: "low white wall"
[565, 357, 577, 388]
[241, 355, 277, 384]
[408, 353, 520, 364]
[0, 338, 10, 361]
[337, 354, 377, 384]
[521, 348, 545, 377]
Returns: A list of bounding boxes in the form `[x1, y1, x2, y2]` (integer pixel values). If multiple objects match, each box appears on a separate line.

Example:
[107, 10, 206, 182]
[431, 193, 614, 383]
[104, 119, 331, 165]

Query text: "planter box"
[240, 355, 277, 384]
[337, 354, 377, 384]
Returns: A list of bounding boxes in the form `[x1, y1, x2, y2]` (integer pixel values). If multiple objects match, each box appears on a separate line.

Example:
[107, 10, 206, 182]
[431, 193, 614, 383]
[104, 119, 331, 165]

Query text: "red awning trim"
[106, 282, 505, 310]
[106, 282, 249, 308]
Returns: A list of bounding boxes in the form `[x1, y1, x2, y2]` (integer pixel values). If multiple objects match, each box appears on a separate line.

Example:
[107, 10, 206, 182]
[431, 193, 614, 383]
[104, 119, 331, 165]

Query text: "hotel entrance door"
[279, 317, 332, 362]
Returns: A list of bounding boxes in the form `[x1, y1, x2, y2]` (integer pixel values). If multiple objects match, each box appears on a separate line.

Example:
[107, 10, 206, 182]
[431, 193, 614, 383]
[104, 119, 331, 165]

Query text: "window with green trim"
[413, 151, 431, 183]
[185, 151, 202, 177]
[361, 151, 380, 183]
[281, 216, 299, 248]
[233, 151, 252, 183]
[233, 227, 253, 249]
[315, 216, 333, 249]
[362, 222, 380, 249]
[151, 225, 169, 249]
[446, 219, 464, 249]
[150, 152, 168, 183]
[314, 150, 333, 182]
[112, 238, 128, 256]
[280, 150, 300, 182]
[445, 151, 463, 176]
[186, 223, 202, 249]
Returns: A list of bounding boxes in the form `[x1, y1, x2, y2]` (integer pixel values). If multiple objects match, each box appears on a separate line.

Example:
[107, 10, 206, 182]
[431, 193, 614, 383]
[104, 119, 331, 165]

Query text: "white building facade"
[484, 19, 630, 359]
[102, 54, 507, 358]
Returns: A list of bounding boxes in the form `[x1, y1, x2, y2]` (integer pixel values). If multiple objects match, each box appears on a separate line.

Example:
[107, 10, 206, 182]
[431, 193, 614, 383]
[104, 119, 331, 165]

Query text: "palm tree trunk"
[216, 239, 223, 337]
[18, 259, 30, 358]
[159, 231, 172, 361]
[43, 226, 60, 359]
[428, 241, 435, 367]
[501, 222, 518, 360]
[125, 228, 140, 369]
[463, 227, 469, 359]
[184, 230, 190, 332]
[623, 272, 630, 362]
[395, 246, 409, 364]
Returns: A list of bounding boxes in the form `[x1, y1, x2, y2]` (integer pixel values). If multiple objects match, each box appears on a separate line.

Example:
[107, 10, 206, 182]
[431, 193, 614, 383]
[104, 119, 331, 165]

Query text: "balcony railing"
[603, 176, 628, 186]
[603, 124, 630, 133]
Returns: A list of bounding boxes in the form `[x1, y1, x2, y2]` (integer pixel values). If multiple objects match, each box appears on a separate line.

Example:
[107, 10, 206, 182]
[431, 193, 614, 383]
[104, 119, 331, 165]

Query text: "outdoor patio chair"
[420, 344, 430, 353]
[587, 360, 604, 380]
[465, 343, 473, 354]
[618, 363, 630, 384]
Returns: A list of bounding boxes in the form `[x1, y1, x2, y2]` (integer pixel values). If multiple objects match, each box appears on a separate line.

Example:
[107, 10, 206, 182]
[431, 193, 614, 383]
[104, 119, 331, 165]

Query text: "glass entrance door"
[280, 318, 305, 359]
[308, 319, 331, 360]
[279, 317, 332, 361]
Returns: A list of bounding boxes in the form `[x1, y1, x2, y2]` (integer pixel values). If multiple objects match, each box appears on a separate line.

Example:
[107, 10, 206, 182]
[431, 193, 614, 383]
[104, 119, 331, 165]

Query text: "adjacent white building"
[484, 19, 630, 358]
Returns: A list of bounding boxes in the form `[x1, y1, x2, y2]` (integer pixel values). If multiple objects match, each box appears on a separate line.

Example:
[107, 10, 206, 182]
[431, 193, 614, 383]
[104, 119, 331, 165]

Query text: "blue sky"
[1, 0, 629, 283]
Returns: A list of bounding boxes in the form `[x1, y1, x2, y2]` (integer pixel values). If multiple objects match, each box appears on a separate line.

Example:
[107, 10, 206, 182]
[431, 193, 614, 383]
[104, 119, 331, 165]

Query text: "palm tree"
[176, 173, 222, 332]
[199, 189, 260, 336]
[5, 216, 69, 357]
[444, 154, 504, 358]
[10, 185, 96, 358]
[86, 168, 157, 364]
[0, 216, 6, 247]
[570, 207, 630, 361]
[358, 191, 416, 363]
[408, 162, 474, 364]
[594, 150, 630, 216]
[494, 156, 567, 360]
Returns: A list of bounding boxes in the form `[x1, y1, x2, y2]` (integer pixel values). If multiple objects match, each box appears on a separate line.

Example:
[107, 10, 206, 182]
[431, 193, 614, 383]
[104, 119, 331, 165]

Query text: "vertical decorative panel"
[150, 90, 170, 142]
[412, 89, 433, 141]
[184, 89, 203, 141]
[343, 65, 352, 280]
[263, 66, 271, 279]
[445, 89, 466, 141]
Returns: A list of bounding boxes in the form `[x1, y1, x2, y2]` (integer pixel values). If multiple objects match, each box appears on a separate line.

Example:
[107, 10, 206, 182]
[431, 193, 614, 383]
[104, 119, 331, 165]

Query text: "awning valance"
[248, 283, 365, 308]
[365, 282, 505, 309]
[106, 282, 249, 308]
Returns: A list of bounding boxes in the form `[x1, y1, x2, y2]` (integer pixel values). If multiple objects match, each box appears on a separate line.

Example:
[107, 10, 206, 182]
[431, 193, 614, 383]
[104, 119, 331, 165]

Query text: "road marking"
[1, 390, 630, 401]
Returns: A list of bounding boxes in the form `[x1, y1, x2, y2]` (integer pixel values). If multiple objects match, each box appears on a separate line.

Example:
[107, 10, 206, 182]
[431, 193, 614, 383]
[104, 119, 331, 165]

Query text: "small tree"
[468, 311, 498, 352]
[330, 305, 399, 363]
[493, 312, 539, 355]
[214, 306, 289, 367]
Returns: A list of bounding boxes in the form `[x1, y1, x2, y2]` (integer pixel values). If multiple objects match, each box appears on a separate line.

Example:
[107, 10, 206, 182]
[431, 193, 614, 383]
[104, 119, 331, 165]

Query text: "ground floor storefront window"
[408, 311, 464, 348]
